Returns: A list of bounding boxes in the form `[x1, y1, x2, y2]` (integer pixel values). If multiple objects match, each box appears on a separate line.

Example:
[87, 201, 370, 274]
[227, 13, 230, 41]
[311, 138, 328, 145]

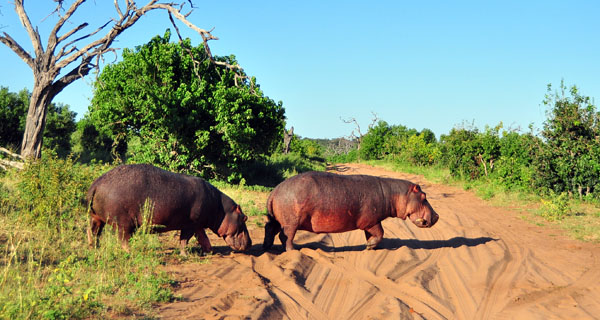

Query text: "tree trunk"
[20, 77, 55, 159]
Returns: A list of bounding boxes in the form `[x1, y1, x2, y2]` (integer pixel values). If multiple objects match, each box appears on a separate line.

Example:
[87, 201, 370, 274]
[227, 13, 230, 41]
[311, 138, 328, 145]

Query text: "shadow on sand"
[326, 164, 351, 172]
[212, 236, 498, 255]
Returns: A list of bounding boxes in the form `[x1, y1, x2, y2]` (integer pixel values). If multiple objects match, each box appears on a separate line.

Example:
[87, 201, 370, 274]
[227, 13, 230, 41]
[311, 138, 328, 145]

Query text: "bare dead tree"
[340, 112, 379, 158]
[282, 126, 294, 154]
[0, 0, 241, 159]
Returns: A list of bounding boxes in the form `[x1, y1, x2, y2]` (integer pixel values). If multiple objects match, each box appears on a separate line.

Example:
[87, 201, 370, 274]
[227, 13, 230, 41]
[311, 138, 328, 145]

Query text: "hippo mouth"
[409, 211, 439, 228]
[224, 231, 252, 251]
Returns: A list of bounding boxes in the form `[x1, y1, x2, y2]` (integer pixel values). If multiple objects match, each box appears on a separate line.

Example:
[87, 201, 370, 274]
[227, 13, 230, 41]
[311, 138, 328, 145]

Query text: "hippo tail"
[266, 192, 274, 217]
[265, 192, 280, 229]
[85, 183, 97, 216]
[263, 193, 281, 250]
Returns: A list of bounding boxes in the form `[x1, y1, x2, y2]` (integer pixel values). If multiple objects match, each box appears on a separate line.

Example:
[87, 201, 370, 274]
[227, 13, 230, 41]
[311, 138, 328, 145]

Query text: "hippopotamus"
[86, 164, 251, 254]
[263, 171, 439, 251]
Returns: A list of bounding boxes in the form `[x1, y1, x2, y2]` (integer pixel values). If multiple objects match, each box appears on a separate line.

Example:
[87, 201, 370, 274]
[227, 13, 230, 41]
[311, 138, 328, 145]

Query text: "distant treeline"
[311, 81, 599, 199]
[2, 77, 598, 199]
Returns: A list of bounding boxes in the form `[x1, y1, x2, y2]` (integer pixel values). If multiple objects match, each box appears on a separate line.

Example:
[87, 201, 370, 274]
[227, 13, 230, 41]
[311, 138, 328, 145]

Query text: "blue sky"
[1, 1, 599, 140]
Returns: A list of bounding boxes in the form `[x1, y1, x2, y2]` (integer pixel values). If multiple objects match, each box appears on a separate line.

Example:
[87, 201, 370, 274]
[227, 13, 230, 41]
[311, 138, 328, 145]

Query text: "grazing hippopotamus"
[86, 164, 251, 254]
[263, 171, 439, 251]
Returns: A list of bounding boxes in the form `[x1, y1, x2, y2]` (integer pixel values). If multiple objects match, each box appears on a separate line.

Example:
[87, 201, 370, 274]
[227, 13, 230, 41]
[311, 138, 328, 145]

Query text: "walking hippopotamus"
[86, 164, 251, 254]
[263, 171, 439, 251]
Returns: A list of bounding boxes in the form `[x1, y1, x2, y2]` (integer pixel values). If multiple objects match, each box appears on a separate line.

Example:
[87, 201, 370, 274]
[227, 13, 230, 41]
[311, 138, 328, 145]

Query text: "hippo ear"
[411, 184, 421, 193]
[420, 192, 426, 201]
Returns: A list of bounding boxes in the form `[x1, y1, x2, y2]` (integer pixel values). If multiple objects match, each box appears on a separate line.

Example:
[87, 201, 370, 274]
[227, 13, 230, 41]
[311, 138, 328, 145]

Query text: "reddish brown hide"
[86, 164, 251, 254]
[263, 171, 439, 251]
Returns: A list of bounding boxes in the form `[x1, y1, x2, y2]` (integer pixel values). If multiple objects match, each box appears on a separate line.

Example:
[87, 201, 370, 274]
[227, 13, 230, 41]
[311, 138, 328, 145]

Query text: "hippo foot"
[365, 239, 381, 250]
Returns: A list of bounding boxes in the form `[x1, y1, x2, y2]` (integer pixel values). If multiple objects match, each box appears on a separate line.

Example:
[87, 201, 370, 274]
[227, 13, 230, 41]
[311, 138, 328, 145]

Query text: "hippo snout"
[413, 210, 439, 228]
[224, 230, 252, 251]
[431, 211, 439, 226]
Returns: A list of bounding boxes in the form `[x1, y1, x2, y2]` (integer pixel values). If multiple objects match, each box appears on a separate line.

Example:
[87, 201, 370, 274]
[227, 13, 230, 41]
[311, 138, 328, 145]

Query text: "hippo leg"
[87, 216, 105, 248]
[117, 226, 133, 253]
[194, 228, 212, 254]
[364, 223, 384, 250]
[263, 218, 281, 251]
[279, 226, 297, 251]
[179, 229, 195, 256]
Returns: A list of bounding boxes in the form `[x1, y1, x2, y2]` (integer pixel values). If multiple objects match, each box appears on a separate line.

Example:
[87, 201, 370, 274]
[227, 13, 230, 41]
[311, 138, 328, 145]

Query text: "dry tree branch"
[341, 112, 379, 142]
[55, 19, 112, 62]
[166, 6, 249, 89]
[14, 0, 43, 57]
[0, 147, 24, 170]
[0, 32, 34, 68]
[341, 116, 362, 141]
[168, 11, 203, 82]
[114, 0, 124, 19]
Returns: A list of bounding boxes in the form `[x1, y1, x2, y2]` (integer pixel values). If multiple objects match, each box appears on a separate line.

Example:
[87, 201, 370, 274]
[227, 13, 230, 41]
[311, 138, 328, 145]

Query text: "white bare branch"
[14, 0, 43, 57]
[0, 147, 24, 170]
[114, 0, 124, 19]
[0, 32, 34, 68]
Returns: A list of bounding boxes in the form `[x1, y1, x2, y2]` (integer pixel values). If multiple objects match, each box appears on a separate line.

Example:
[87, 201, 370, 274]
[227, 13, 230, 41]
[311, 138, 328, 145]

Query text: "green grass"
[0, 154, 176, 319]
[358, 159, 600, 244]
[0, 152, 278, 319]
[363, 160, 456, 185]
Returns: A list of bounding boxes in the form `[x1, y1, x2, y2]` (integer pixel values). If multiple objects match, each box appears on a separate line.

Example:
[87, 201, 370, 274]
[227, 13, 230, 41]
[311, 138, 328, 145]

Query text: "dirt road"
[158, 163, 600, 319]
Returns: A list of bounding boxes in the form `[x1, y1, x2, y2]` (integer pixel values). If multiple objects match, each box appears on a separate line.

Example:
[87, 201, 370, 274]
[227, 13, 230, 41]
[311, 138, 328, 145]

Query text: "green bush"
[533, 82, 600, 198]
[399, 134, 441, 166]
[359, 121, 390, 160]
[439, 126, 482, 179]
[538, 191, 571, 221]
[491, 131, 539, 190]
[327, 148, 358, 163]
[89, 30, 285, 181]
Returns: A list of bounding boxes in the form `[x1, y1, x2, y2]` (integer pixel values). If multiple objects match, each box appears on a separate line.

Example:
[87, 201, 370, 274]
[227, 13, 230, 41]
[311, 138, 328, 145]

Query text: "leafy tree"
[0, 87, 76, 156]
[493, 130, 539, 190]
[71, 116, 122, 163]
[359, 120, 390, 160]
[534, 81, 600, 197]
[0, 87, 28, 149]
[440, 126, 482, 179]
[1, 1, 236, 159]
[89, 31, 285, 181]
[381, 124, 419, 156]
[287, 136, 324, 159]
[419, 128, 437, 144]
[440, 123, 502, 179]
[43, 103, 76, 157]
[400, 134, 440, 166]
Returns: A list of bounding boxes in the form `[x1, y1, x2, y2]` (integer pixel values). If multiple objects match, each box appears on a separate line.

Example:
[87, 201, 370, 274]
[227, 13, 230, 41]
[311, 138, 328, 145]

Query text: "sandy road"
[158, 163, 600, 319]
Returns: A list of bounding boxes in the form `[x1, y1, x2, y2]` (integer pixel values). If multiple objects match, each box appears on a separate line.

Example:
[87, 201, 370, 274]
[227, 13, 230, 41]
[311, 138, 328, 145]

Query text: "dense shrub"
[359, 121, 390, 160]
[88, 30, 285, 182]
[288, 136, 324, 159]
[533, 82, 600, 197]
[399, 134, 441, 166]
[439, 127, 481, 178]
[492, 131, 539, 190]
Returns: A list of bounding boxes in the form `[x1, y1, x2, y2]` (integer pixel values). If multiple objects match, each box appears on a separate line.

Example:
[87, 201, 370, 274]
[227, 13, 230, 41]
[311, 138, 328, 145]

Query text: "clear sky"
[1, 1, 599, 140]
